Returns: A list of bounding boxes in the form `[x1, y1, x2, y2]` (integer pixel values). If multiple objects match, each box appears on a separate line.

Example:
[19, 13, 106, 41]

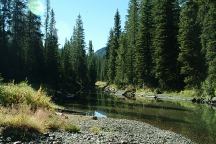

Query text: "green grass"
[163, 89, 199, 98]
[0, 82, 80, 141]
[95, 81, 107, 88]
[64, 124, 80, 133]
[0, 82, 56, 109]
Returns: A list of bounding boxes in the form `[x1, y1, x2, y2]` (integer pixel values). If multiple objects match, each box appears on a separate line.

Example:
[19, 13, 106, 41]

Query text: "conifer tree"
[71, 15, 87, 90]
[107, 29, 116, 83]
[152, 0, 180, 90]
[107, 10, 121, 83]
[26, 11, 44, 83]
[201, 1, 216, 97]
[44, 0, 50, 58]
[104, 29, 113, 82]
[136, 0, 154, 87]
[46, 9, 60, 88]
[87, 40, 97, 87]
[115, 33, 128, 85]
[0, 0, 12, 78]
[10, 0, 28, 81]
[125, 0, 139, 84]
[178, 0, 205, 88]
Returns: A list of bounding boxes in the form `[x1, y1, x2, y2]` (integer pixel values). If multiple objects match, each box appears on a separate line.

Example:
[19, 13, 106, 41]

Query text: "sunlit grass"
[0, 82, 56, 109]
[95, 81, 107, 88]
[0, 82, 80, 141]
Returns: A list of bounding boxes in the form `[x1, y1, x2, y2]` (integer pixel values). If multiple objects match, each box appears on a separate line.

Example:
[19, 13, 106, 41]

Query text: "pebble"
[0, 118, 195, 144]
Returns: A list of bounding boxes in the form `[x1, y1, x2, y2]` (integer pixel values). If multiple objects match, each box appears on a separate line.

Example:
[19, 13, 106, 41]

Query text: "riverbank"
[96, 81, 216, 106]
[0, 114, 195, 144]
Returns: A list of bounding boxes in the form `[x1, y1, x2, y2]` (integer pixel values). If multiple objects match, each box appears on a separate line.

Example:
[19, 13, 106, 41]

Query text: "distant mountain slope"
[95, 47, 107, 57]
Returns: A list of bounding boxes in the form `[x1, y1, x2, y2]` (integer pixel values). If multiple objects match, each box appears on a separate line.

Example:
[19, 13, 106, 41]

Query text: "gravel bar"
[0, 116, 195, 144]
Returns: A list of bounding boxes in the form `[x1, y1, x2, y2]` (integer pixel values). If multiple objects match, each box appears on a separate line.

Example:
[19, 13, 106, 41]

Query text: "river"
[59, 92, 216, 144]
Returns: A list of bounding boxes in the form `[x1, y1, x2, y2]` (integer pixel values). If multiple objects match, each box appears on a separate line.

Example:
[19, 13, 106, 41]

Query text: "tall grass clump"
[0, 82, 55, 109]
[0, 82, 80, 141]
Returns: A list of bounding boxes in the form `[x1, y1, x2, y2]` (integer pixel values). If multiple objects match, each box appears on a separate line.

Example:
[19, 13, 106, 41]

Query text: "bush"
[0, 82, 79, 141]
[0, 107, 46, 141]
[0, 82, 55, 109]
[202, 80, 216, 98]
[64, 124, 80, 133]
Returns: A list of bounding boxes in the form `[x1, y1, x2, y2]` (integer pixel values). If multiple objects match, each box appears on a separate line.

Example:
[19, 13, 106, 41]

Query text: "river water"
[61, 92, 216, 144]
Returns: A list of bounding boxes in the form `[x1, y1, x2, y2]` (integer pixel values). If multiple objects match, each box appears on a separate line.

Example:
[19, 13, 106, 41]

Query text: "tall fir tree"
[104, 29, 113, 81]
[71, 15, 87, 91]
[107, 10, 121, 83]
[44, 0, 50, 60]
[46, 9, 60, 88]
[201, 1, 216, 97]
[178, 0, 205, 88]
[152, 0, 180, 90]
[0, 0, 12, 78]
[26, 11, 44, 83]
[10, 0, 27, 81]
[136, 0, 154, 87]
[115, 33, 128, 85]
[125, 0, 139, 84]
[87, 40, 97, 88]
[107, 29, 116, 83]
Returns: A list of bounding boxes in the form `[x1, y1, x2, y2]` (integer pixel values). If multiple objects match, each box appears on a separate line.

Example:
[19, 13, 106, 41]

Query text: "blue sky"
[49, 0, 129, 51]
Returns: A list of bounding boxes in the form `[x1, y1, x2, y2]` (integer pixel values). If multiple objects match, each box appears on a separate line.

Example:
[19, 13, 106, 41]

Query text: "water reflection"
[61, 92, 216, 144]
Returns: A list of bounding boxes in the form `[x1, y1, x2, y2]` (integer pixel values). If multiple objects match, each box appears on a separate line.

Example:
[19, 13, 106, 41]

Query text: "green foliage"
[107, 29, 116, 82]
[64, 124, 80, 133]
[87, 40, 97, 87]
[125, 0, 139, 84]
[201, 1, 216, 98]
[26, 11, 45, 83]
[0, 82, 55, 109]
[106, 10, 121, 83]
[152, 0, 180, 90]
[115, 33, 128, 85]
[178, 0, 205, 88]
[136, 0, 154, 87]
[45, 9, 61, 88]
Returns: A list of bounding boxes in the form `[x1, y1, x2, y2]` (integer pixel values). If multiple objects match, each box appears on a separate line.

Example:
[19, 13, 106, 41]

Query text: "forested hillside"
[97, 0, 216, 98]
[1, 0, 216, 98]
[0, 0, 97, 93]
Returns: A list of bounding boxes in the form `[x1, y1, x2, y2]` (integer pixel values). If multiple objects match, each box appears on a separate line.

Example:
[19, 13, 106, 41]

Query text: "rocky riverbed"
[0, 115, 195, 144]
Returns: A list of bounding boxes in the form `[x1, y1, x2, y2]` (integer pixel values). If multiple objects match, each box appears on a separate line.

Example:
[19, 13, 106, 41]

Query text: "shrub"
[0, 82, 55, 109]
[64, 124, 80, 133]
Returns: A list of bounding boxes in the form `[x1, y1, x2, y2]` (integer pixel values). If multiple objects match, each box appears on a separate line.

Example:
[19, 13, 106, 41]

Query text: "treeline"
[98, 0, 216, 98]
[0, 0, 97, 93]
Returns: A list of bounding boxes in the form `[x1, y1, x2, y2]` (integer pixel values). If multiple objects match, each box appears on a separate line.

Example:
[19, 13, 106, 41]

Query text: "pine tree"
[104, 29, 113, 81]
[136, 0, 154, 87]
[178, 0, 205, 88]
[201, 1, 216, 97]
[10, 0, 28, 81]
[125, 0, 139, 84]
[107, 10, 121, 83]
[107, 29, 116, 83]
[87, 40, 97, 88]
[115, 33, 128, 85]
[0, 0, 12, 78]
[26, 11, 44, 83]
[71, 15, 87, 90]
[61, 39, 76, 92]
[46, 9, 60, 88]
[44, 0, 50, 59]
[152, 0, 180, 90]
